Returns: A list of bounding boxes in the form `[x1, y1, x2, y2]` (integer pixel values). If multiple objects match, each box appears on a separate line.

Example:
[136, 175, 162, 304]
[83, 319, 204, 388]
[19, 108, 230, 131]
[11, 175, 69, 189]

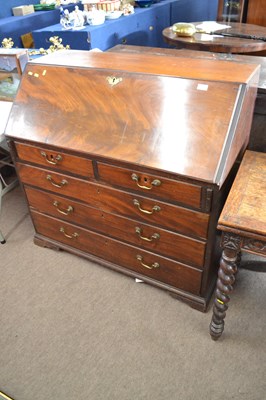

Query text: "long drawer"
[25, 186, 206, 268]
[17, 163, 210, 238]
[31, 210, 202, 295]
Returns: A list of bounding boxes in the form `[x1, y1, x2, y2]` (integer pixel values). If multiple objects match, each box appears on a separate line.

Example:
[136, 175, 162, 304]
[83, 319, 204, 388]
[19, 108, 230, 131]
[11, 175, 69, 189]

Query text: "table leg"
[209, 233, 242, 340]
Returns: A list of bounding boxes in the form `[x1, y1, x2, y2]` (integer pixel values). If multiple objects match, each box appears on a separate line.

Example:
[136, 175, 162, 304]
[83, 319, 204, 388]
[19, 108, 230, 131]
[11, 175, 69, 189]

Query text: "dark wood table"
[163, 22, 266, 54]
[209, 150, 266, 340]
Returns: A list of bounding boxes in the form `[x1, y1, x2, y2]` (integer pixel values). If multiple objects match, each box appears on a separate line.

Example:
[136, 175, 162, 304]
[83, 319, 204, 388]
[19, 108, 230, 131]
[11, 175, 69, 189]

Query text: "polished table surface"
[163, 22, 266, 53]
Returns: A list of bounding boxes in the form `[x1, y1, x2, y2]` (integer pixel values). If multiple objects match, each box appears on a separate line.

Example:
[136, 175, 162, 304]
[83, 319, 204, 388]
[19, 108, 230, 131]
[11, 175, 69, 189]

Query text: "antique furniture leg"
[210, 233, 242, 340]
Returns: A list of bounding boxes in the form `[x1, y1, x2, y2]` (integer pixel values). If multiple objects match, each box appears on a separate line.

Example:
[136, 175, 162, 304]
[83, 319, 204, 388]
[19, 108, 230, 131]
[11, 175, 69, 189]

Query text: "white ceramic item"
[86, 9, 106, 25]
[105, 10, 123, 20]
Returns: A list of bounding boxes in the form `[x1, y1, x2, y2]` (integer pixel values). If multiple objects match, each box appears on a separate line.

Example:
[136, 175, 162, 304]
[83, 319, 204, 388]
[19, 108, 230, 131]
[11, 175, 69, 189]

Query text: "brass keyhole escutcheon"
[131, 173, 161, 190]
[41, 151, 62, 165]
[106, 76, 122, 86]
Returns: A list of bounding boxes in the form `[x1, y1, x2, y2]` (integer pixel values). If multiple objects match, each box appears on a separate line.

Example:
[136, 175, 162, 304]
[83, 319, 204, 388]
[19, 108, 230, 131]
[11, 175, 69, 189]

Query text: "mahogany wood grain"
[15, 142, 94, 178]
[246, 0, 266, 27]
[97, 162, 203, 210]
[17, 163, 209, 239]
[163, 23, 266, 54]
[31, 210, 202, 295]
[108, 45, 266, 92]
[108, 45, 266, 152]
[6, 53, 259, 187]
[25, 186, 206, 268]
[30, 50, 259, 83]
[6, 51, 260, 311]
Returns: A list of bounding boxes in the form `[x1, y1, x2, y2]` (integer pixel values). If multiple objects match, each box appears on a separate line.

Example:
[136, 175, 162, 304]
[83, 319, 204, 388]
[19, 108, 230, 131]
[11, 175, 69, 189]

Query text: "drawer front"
[17, 163, 210, 239]
[15, 142, 94, 178]
[25, 186, 206, 268]
[97, 162, 203, 209]
[31, 211, 202, 295]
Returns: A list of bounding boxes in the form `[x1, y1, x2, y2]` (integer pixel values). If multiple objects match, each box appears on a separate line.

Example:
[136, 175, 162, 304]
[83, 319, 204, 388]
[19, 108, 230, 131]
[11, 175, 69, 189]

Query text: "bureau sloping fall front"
[4, 50, 260, 311]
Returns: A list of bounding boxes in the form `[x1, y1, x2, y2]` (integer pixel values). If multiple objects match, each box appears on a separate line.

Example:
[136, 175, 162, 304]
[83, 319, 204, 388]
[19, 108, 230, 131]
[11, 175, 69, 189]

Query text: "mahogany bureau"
[4, 50, 260, 311]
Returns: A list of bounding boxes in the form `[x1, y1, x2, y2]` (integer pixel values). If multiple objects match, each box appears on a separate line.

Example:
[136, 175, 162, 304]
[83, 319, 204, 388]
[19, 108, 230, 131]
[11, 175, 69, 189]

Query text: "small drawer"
[97, 162, 203, 209]
[17, 163, 210, 239]
[31, 211, 202, 295]
[25, 186, 206, 268]
[15, 142, 94, 178]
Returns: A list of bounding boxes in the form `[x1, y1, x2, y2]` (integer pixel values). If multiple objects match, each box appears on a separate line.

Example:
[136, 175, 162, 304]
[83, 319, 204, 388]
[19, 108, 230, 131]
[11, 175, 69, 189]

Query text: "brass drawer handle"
[131, 173, 161, 190]
[53, 201, 73, 216]
[135, 227, 160, 242]
[41, 151, 62, 165]
[60, 227, 79, 239]
[136, 255, 160, 270]
[46, 174, 68, 188]
[133, 199, 161, 215]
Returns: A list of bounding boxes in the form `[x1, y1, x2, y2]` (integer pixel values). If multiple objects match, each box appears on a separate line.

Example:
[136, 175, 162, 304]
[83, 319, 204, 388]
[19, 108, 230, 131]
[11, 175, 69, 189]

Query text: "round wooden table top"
[162, 22, 266, 53]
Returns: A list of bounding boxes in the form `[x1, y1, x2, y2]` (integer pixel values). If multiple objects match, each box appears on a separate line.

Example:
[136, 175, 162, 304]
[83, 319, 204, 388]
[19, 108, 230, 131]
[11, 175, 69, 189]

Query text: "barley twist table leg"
[209, 233, 242, 340]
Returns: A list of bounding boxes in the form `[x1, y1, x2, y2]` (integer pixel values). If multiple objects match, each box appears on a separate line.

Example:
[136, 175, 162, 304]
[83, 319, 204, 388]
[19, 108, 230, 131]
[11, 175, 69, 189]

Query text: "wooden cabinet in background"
[218, 0, 266, 26]
[217, 0, 247, 23]
[5, 50, 260, 311]
[246, 0, 266, 27]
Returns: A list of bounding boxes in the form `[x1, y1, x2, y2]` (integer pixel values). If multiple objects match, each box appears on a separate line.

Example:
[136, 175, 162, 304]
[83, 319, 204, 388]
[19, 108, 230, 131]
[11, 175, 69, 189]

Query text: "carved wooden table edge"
[209, 151, 266, 340]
